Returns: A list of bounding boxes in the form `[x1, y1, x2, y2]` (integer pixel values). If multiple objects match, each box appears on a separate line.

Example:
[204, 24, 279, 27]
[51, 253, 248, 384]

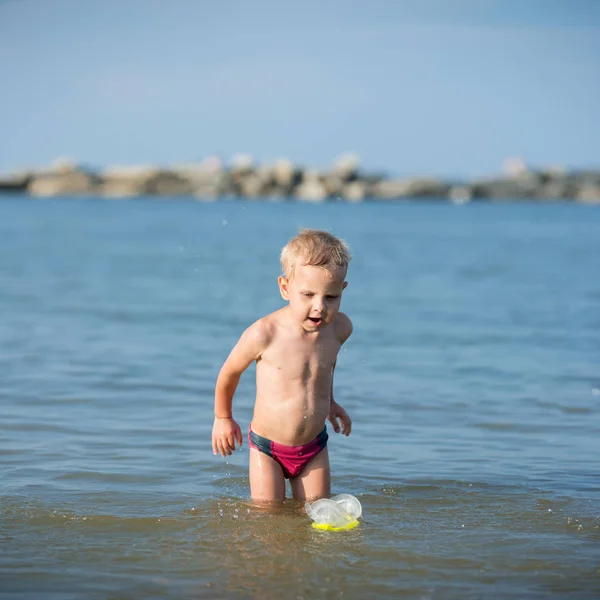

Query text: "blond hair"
[280, 229, 351, 279]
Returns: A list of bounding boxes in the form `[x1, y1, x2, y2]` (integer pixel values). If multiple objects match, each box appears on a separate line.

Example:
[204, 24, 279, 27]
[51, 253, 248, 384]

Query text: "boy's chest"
[261, 335, 340, 381]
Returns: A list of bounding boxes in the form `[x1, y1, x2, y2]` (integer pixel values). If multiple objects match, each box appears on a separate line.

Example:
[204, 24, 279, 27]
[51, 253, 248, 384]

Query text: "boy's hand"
[327, 401, 352, 436]
[212, 417, 243, 457]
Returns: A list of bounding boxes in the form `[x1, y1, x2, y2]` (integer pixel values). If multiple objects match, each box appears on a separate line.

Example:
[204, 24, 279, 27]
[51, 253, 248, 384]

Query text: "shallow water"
[1, 197, 599, 599]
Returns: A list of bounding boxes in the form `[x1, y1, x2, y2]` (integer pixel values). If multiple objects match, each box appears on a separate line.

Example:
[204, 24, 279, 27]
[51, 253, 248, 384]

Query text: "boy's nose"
[312, 299, 325, 312]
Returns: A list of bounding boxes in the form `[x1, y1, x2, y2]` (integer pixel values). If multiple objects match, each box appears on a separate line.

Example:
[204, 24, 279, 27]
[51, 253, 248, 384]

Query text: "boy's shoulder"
[334, 312, 353, 344]
[242, 308, 285, 348]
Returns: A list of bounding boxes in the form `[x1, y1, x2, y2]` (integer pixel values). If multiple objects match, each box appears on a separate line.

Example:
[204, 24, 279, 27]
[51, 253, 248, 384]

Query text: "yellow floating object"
[312, 519, 360, 532]
[305, 494, 362, 532]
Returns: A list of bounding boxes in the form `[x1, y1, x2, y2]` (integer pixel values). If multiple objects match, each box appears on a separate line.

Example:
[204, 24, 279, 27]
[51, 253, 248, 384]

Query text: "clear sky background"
[1, 0, 599, 177]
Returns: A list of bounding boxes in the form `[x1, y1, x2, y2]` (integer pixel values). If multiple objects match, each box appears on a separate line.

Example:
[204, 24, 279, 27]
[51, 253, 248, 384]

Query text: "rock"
[171, 161, 226, 198]
[295, 180, 327, 202]
[239, 173, 270, 198]
[372, 177, 450, 199]
[569, 170, 600, 187]
[534, 181, 573, 200]
[0, 171, 30, 193]
[6, 156, 600, 202]
[576, 185, 600, 204]
[99, 165, 160, 197]
[192, 175, 228, 200]
[102, 164, 159, 178]
[342, 181, 367, 202]
[541, 165, 567, 178]
[230, 153, 254, 173]
[147, 171, 193, 196]
[295, 171, 328, 202]
[471, 172, 543, 199]
[322, 174, 345, 197]
[100, 180, 144, 198]
[174, 160, 227, 200]
[449, 186, 473, 204]
[27, 168, 97, 197]
[272, 159, 296, 189]
[193, 182, 222, 201]
[333, 153, 360, 181]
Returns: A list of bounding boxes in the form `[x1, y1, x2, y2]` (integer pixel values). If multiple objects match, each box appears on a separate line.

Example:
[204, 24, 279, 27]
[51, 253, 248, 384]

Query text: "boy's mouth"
[308, 317, 323, 325]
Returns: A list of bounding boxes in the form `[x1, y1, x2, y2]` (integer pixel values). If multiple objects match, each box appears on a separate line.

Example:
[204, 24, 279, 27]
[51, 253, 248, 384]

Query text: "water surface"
[1, 197, 599, 599]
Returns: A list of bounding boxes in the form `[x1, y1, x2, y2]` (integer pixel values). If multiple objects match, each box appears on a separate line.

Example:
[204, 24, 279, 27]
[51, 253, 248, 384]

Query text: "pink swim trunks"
[248, 426, 329, 479]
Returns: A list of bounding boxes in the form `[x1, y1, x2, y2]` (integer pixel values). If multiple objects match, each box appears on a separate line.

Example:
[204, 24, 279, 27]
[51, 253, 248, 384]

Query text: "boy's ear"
[278, 276, 290, 300]
[342, 281, 348, 290]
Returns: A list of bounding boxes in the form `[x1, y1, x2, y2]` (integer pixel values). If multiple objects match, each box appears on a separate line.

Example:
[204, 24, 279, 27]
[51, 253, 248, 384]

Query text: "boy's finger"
[221, 438, 231, 456]
[212, 439, 218, 455]
[235, 428, 243, 447]
[217, 440, 225, 457]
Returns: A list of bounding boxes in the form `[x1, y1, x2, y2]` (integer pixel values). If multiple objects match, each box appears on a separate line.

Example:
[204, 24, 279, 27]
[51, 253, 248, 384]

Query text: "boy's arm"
[327, 313, 353, 436]
[212, 319, 271, 456]
[328, 361, 352, 436]
[215, 319, 271, 417]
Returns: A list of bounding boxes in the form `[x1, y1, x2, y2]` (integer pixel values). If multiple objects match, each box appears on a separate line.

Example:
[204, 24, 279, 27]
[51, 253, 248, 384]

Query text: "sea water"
[1, 197, 599, 599]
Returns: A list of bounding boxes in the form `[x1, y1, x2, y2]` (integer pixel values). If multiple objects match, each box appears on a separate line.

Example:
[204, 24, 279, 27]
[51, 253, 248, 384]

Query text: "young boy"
[212, 229, 353, 503]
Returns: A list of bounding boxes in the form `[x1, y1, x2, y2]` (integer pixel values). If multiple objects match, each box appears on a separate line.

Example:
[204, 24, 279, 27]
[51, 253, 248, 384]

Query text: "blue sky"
[1, 0, 599, 177]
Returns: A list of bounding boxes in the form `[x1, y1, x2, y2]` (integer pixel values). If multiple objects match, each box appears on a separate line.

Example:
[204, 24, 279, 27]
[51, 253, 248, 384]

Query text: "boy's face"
[278, 263, 348, 332]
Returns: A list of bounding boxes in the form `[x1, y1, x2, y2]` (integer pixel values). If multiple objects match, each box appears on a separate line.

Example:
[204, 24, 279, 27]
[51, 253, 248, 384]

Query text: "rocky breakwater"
[0, 155, 599, 203]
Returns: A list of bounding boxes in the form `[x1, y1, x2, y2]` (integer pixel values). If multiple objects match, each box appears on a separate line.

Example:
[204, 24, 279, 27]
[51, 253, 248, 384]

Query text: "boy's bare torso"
[251, 307, 346, 446]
